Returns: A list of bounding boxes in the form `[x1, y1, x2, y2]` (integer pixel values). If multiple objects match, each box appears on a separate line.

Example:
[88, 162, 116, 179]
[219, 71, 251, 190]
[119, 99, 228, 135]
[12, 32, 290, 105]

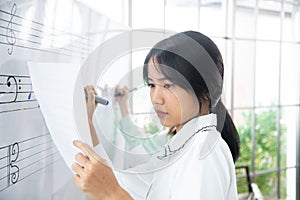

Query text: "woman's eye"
[164, 84, 172, 89]
[147, 83, 155, 88]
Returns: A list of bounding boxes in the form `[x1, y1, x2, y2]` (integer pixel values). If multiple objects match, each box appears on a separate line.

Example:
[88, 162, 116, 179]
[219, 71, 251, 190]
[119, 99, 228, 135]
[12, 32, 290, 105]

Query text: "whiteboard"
[0, 0, 127, 199]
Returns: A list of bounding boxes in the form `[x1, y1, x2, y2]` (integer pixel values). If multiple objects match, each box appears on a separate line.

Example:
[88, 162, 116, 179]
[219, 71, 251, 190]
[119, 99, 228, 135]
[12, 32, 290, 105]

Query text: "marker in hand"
[85, 90, 109, 105]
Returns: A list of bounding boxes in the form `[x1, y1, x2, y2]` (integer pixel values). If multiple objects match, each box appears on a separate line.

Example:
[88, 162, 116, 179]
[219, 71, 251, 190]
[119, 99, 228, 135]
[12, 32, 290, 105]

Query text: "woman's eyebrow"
[148, 77, 170, 82]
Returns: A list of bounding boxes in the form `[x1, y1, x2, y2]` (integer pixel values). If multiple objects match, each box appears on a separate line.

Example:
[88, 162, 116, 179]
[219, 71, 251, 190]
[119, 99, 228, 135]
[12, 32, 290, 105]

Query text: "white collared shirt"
[95, 114, 238, 200]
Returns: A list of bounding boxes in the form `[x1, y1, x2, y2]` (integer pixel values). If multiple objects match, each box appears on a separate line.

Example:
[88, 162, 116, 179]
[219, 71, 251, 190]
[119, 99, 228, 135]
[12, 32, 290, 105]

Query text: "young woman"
[72, 31, 240, 199]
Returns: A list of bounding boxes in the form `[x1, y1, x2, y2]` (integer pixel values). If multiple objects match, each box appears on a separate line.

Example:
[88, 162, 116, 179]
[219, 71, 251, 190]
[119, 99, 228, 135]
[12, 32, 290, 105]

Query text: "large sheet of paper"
[28, 62, 92, 170]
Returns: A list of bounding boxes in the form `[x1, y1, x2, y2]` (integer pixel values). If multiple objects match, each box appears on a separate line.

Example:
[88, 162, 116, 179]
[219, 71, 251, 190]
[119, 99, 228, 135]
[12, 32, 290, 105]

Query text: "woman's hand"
[115, 85, 129, 103]
[114, 86, 130, 117]
[72, 140, 132, 200]
[84, 85, 98, 122]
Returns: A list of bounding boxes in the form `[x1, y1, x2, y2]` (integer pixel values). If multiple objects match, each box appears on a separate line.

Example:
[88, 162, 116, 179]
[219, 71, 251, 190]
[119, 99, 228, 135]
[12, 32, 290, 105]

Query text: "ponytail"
[214, 101, 240, 163]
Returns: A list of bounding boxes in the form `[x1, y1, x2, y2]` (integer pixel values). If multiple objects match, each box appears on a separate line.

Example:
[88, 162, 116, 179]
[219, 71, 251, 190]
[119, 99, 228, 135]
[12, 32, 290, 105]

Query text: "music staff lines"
[0, 18, 92, 51]
[0, 5, 93, 56]
[18, 139, 53, 154]
[0, 41, 83, 58]
[0, 8, 93, 43]
[19, 133, 50, 144]
[0, 74, 30, 78]
[0, 133, 50, 153]
[0, 91, 34, 94]
[14, 144, 56, 165]
[0, 133, 62, 191]
[0, 82, 32, 85]
[0, 105, 39, 114]
[0, 144, 57, 170]
[0, 153, 61, 193]
[0, 139, 52, 162]
[0, 150, 59, 181]
[0, 29, 89, 57]
[17, 152, 60, 182]
[0, 25, 91, 54]
[0, 99, 37, 105]
[0, 74, 37, 111]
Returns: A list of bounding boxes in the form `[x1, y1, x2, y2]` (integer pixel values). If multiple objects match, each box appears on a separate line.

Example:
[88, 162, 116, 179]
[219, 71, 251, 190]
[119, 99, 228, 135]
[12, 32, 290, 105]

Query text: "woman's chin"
[159, 119, 173, 128]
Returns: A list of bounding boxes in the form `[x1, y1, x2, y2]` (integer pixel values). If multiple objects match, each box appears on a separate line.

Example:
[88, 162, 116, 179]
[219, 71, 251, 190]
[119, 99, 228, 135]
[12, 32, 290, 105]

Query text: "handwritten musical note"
[6, 3, 17, 55]
[28, 84, 32, 100]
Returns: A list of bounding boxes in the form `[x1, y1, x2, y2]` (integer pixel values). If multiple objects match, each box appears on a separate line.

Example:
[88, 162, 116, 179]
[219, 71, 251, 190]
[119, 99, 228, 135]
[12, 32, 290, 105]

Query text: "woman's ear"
[203, 93, 210, 101]
[199, 94, 210, 115]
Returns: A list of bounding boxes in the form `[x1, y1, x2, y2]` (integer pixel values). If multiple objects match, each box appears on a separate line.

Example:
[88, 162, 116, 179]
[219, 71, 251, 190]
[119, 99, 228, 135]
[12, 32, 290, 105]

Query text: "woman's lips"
[155, 110, 167, 118]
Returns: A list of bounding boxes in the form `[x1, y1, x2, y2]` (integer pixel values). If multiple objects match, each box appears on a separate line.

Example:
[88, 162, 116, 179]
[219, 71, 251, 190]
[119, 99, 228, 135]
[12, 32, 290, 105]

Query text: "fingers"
[84, 85, 97, 94]
[73, 140, 92, 158]
[73, 174, 81, 188]
[84, 85, 97, 105]
[73, 140, 108, 166]
[114, 85, 123, 96]
[75, 152, 89, 166]
[72, 162, 84, 177]
[114, 85, 130, 98]
[123, 86, 129, 94]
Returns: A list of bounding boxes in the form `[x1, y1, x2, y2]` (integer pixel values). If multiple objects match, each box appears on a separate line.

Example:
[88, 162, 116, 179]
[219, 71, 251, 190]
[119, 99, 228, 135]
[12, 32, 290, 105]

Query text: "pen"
[85, 90, 109, 105]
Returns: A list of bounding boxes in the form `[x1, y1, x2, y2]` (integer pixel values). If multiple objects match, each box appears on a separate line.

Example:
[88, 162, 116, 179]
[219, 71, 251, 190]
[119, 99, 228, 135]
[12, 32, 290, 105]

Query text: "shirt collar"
[128, 114, 218, 173]
[156, 113, 217, 161]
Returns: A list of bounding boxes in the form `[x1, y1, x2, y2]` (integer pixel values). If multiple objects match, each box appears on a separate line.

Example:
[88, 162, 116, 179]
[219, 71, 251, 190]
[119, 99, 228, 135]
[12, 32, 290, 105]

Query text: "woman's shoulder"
[197, 129, 233, 164]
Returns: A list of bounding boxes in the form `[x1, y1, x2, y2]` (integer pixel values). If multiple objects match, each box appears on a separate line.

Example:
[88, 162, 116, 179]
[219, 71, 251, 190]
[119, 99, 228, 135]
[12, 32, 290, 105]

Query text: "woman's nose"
[151, 86, 164, 105]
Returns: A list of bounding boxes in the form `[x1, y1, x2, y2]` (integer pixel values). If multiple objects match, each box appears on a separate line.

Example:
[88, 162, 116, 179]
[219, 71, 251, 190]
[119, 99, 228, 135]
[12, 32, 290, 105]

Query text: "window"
[89, 1, 300, 198]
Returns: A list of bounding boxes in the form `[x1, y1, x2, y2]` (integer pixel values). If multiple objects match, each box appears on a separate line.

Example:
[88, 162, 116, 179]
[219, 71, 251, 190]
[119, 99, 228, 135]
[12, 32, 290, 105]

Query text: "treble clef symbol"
[6, 3, 17, 55]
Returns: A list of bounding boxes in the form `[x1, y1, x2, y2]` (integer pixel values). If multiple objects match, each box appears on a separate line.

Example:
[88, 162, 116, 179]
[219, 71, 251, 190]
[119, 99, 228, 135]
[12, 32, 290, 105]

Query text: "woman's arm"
[115, 86, 130, 117]
[115, 86, 169, 153]
[72, 140, 133, 200]
[85, 86, 99, 146]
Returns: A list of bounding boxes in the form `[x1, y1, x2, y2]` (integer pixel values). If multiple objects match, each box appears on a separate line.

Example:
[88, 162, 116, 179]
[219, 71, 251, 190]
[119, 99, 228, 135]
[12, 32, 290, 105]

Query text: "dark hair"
[143, 31, 240, 163]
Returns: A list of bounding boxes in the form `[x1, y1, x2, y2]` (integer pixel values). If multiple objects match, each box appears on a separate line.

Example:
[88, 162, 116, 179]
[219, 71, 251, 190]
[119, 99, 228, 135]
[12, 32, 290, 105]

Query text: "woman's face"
[147, 59, 200, 131]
